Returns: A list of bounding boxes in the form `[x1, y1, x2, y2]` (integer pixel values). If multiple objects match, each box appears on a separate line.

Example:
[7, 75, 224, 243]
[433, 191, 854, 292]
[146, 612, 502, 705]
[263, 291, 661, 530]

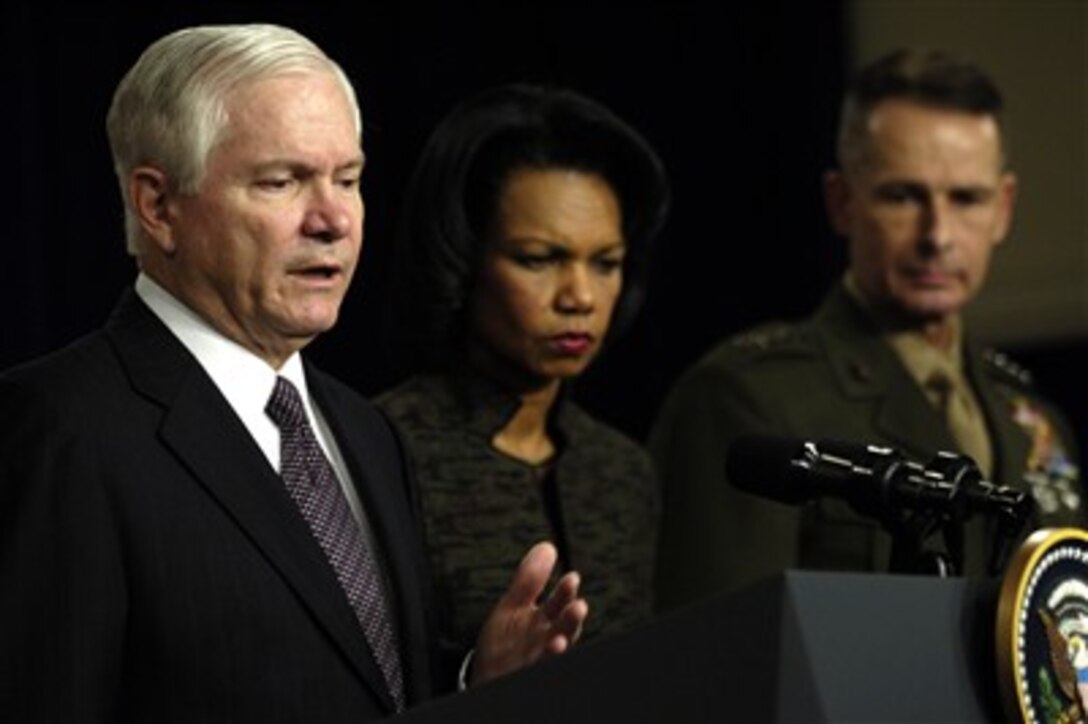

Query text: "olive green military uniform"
[649, 284, 1082, 610]
[377, 370, 658, 650]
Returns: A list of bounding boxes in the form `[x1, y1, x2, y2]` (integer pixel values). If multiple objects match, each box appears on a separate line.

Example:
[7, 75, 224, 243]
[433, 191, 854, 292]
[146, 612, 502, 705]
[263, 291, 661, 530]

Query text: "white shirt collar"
[134, 272, 312, 470]
[133, 273, 370, 527]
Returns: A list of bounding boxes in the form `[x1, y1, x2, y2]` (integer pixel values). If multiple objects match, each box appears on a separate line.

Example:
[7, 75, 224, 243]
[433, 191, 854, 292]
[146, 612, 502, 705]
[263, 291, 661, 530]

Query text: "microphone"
[727, 434, 1033, 521]
[726, 435, 957, 520]
[726, 434, 1036, 576]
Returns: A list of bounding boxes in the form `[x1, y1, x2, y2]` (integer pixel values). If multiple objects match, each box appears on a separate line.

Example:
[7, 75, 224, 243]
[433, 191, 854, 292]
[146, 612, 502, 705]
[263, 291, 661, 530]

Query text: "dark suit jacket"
[0, 291, 438, 722]
[650, 285, 1084, 609]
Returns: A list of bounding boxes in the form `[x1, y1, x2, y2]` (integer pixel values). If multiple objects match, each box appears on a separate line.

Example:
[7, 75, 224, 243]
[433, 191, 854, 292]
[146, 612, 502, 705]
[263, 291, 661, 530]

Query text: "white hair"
[106, 23, 362, 254]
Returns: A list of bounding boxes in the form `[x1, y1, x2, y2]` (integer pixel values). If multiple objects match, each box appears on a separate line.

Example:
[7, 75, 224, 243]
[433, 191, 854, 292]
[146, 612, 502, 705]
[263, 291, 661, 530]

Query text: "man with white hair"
[0, 23, 586, 721]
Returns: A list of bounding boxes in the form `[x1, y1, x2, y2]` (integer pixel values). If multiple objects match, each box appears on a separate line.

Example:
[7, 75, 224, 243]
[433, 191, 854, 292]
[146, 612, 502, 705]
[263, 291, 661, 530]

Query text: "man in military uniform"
[649, 48, 1083, 611]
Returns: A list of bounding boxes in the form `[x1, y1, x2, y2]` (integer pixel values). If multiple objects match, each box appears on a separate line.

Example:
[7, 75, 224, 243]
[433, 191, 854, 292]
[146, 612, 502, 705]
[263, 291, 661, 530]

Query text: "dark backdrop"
[18, 3, 1080, 459]
[2, 2, 846, 442]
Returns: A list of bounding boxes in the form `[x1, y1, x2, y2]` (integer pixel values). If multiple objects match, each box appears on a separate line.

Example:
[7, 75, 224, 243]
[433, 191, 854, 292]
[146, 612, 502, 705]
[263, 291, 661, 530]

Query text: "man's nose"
[919, 197, 954, 253]
[302, 182, 355, 243]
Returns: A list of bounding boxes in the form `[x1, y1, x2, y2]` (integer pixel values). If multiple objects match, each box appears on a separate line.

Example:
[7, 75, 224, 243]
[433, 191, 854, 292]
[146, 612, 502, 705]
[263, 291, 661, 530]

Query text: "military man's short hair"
[836, 48, 1007, 174]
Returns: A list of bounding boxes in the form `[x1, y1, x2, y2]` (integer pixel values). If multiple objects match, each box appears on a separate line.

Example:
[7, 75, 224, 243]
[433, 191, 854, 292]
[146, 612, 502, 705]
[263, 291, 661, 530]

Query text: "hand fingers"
[544, 635, 570, 657]
[541, 570, 580, 620]
[543, 598, 589, 655]
[556, 597, 588, 645]
[501, 541, 558, 608]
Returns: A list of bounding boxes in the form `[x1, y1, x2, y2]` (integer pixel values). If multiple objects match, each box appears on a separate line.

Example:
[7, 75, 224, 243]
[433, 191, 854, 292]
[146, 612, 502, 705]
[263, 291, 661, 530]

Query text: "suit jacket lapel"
[815, 286, 957, 461]
[104, 291, 397, 709]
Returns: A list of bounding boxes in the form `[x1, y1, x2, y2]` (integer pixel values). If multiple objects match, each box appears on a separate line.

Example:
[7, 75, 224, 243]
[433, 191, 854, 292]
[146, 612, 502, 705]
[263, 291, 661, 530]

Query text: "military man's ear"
[823, 170, 853, 238]
[992, 172, 1019, 245]
[130, 166, 178, 255]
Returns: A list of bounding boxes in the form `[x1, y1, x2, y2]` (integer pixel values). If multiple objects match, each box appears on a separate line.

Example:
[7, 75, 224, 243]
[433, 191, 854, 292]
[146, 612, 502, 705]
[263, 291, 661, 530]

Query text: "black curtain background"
[8, 2, 1080, 456]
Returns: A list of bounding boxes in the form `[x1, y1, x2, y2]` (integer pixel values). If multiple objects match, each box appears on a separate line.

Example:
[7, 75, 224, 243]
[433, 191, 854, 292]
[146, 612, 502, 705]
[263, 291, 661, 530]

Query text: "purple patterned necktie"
[265, 376, 405, 711]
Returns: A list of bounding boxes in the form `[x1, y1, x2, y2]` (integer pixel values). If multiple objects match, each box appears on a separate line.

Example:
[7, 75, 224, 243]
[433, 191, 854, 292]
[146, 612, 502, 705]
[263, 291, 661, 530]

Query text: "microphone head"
[726, 435, 902, 512]
[726, 434, 813, 504]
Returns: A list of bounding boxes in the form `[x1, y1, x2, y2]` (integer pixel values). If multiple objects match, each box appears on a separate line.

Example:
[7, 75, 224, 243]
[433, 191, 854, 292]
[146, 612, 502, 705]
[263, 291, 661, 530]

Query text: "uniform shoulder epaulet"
[982, 348, 1034, 388]
[726, 322, 802, 352]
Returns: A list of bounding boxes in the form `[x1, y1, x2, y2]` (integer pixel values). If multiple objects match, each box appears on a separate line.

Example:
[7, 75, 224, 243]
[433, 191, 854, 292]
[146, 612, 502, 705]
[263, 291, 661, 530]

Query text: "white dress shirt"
[134, 273, 366, 525]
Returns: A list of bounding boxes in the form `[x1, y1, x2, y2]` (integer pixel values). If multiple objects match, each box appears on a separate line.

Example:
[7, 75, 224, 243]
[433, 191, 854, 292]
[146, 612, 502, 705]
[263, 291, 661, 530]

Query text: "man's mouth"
[905, 266, 958, 287]
[290, 262, 343, 283]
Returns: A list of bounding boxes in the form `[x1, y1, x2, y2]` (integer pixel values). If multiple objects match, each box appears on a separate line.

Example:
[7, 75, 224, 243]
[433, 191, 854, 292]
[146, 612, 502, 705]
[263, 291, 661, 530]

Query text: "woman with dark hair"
[378, 83, 669, 651]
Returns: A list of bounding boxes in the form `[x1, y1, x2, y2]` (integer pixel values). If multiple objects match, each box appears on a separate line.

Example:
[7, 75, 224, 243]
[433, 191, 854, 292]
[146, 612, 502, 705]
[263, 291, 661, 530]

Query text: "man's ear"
[823, 170, 853, 237]
[992, 171, 1018, 246]
[129, 166, 178, 255]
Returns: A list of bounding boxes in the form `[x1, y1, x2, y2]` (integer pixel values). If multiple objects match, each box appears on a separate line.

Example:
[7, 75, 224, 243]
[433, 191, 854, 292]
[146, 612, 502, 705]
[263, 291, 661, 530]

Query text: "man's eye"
[256, 178, 294, 191]
[949, 189, 989, 207]
[876, 186, 921, 204]
[337, 176, 361, 190]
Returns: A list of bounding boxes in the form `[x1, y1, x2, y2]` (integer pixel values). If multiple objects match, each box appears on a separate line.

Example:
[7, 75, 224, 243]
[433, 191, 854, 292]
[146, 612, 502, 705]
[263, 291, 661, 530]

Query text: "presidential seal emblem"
[997, 528, 1088, 723]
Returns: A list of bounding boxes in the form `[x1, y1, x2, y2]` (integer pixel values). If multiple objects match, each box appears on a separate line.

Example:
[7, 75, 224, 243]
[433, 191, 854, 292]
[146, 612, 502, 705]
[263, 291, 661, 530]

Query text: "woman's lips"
[550, 333, 594, 355]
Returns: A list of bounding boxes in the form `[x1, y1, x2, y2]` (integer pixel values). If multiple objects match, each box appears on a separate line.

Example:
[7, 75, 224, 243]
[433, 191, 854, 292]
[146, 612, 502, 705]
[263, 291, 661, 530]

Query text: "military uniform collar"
[813, 282, 907, 398]
[840, 272, 967, 388]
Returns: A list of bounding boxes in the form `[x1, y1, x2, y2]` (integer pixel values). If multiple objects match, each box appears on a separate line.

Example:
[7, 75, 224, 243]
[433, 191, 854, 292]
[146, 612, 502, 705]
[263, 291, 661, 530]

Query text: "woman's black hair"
[386, 83, 670, 372]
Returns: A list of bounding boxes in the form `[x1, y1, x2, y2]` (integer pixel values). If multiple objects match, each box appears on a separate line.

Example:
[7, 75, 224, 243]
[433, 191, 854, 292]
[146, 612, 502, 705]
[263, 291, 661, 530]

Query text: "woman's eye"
[513, 253, 554, 270]
[594, 256, 624, 273]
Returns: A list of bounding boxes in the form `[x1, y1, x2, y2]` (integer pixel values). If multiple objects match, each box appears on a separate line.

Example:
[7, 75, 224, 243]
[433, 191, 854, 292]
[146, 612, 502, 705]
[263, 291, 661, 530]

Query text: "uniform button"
[850, 361, 872, 382]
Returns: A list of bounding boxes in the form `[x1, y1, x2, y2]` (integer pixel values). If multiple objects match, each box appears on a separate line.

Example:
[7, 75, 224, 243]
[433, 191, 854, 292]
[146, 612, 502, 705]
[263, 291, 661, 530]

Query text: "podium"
[393, 571, 1005, 723]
